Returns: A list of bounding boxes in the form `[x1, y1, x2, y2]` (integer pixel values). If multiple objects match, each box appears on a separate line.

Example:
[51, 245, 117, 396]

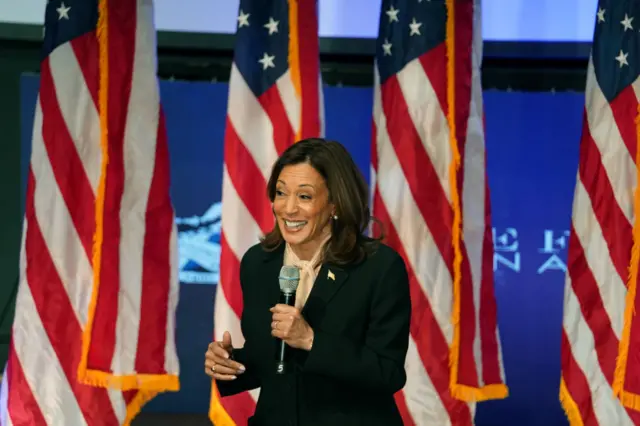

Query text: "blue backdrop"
[20, 75, 584, 426]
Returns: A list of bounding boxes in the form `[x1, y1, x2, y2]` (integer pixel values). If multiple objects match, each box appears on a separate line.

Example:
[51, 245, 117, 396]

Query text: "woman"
[204, 138, 411, 426]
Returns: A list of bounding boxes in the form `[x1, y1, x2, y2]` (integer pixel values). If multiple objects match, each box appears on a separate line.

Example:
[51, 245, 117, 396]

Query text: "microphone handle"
[275, 291, 296, 374]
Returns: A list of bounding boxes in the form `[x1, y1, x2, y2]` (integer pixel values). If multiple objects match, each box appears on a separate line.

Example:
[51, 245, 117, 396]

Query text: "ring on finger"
[211, 364, 216, 373]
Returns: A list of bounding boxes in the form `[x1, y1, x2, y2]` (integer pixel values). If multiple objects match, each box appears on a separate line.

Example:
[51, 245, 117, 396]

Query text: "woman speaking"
[204, 138, 411, 426]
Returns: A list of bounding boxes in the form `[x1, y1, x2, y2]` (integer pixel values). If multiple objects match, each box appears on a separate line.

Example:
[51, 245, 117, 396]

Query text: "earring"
[332, 215, 338, 220]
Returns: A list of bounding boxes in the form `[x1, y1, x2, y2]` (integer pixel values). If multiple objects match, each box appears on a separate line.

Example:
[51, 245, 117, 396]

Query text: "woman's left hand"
[270, 304, 314, 351]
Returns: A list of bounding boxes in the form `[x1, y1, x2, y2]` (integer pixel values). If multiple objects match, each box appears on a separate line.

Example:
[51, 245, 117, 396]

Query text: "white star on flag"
[615, 49, 629, 67]
[621, 13, 634, 31]
[238, 9, 250, 28]
[409, 18, 422, 36]
[57, 2, 71, 20]
[264, 17, 279, 35]
[258, 53, 276, 70]
[386, 6, 400, 23]
[382, 39, 392, 56]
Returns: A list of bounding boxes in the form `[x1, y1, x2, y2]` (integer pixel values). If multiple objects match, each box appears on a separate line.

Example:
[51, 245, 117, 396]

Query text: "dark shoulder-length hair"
[260, 138, 382, 265]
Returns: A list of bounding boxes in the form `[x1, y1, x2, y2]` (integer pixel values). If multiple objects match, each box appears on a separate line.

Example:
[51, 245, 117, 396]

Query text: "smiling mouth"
[283, 219, 307, 230]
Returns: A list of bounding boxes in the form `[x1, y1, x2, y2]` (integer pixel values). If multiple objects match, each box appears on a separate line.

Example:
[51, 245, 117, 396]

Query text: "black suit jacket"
[216, 242, 411, 426]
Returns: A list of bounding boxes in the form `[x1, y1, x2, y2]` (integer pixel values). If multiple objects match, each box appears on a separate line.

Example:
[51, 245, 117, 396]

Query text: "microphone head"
[279, 265, 300, 294]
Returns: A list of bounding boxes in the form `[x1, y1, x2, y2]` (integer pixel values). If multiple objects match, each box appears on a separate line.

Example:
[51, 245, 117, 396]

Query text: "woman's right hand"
[205, 331, 246, 381]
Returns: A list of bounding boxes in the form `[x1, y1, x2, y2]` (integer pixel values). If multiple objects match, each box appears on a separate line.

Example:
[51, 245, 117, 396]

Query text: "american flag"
[370, 0, 508, 424]
[560, 1, 640, 424]
[208, 0, 322, 424]
[0, 0, 180, 424]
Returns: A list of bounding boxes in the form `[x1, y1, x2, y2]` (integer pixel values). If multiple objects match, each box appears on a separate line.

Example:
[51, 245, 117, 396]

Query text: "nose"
[284, 194, 298, 215]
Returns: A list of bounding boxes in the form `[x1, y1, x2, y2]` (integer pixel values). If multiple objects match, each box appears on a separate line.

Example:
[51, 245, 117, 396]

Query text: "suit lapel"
[301, 264, 348, 327]
[262, 244, 285, 306]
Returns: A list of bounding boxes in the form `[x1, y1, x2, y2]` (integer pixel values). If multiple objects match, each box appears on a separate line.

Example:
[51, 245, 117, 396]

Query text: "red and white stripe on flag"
[0, 0, 180, 425]
[370, 0, 508, 424]
[208, 0, 323, 424]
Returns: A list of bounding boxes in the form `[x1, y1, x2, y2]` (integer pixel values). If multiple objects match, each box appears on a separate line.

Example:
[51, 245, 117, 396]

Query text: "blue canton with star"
[233, 0, 290, 98]
[43, 0, 98, 60]
[376, 0, 446, 84]
[592, 0, 640, 102]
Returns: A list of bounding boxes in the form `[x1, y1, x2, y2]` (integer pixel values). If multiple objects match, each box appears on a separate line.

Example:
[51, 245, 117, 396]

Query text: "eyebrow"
[277, 179, 315, 189]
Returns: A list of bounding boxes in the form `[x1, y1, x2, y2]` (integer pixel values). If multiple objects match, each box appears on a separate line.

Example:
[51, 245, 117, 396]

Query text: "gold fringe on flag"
[444, 0, 465, 401]
[76, 0, 111, 391]
[288, 0, 303, 142]
[559, 378, 585, 426]
[209, 381, 236, 426]
[444, 0, 508, 402]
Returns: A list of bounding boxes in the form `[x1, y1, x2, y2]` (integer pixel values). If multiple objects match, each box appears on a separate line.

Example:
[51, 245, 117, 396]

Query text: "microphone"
[275, 265, 300, 374]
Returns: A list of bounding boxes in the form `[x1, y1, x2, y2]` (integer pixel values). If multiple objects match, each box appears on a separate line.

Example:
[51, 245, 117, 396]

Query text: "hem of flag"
[612, 105, 640, 411]
[78, 370, 181, 392]
[450, 383, 509, 402]
[209, 381, 236, 426]
[618, 391, 640, 412]
[123, 390, 158, 426]
[559, 378, 585, 426]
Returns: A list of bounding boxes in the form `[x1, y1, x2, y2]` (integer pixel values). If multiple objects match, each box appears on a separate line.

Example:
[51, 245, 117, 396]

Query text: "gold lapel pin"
[328, 270, 335, 281]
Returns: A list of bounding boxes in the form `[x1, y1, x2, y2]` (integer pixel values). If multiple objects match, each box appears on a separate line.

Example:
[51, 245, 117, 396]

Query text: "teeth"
[285, 220, 306, 228]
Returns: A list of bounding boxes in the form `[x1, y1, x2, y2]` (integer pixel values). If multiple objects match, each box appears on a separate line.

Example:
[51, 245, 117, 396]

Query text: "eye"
[299, 194, 312, 200]
[275, 190, 285, 197]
